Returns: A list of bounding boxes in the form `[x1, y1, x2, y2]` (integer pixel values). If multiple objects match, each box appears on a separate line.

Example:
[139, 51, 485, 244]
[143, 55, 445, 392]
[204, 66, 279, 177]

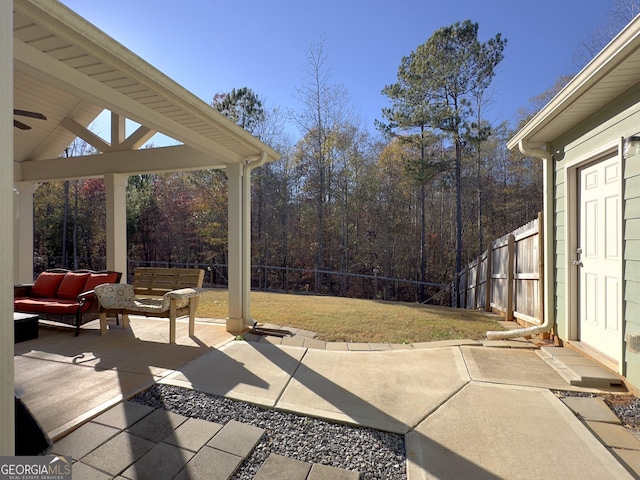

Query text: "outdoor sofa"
[14, 268, 122, 336]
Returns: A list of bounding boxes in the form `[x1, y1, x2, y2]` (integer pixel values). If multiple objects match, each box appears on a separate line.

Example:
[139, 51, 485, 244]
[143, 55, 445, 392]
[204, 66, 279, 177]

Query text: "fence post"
[507, 234, 515, 321]
[474, 255, 482, 309]
[485, 245, 492, 312]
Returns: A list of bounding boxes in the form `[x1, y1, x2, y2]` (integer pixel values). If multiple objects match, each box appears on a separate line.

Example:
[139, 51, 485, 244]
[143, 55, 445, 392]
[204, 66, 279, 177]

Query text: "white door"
[578, 156, 622, 362]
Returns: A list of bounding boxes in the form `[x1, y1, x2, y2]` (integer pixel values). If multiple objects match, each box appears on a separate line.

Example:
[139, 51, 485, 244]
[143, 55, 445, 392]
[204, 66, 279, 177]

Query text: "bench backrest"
[132, 267, 204, 296]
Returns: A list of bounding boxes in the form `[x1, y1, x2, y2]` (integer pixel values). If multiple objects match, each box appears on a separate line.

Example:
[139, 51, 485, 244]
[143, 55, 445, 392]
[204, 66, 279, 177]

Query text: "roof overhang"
[13, 0, 279, 181]
[508, 14, 640, 152]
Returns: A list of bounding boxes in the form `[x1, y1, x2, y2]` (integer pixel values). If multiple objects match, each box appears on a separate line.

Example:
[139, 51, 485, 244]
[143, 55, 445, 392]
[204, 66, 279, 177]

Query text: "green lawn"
[197, 289, 504, 344]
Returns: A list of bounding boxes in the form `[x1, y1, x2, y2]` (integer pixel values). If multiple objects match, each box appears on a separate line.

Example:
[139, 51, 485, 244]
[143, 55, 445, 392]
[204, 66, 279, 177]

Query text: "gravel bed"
[131, 384, 406, 479]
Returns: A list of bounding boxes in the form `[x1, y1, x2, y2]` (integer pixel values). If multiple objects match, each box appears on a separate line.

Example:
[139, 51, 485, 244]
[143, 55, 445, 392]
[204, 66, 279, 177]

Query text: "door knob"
[573, 260, 583, 267]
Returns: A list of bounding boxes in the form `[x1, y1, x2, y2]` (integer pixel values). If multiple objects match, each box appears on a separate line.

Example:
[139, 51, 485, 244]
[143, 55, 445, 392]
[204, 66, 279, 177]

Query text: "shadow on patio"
[14, 318, 636, 479]
[13, 317, 235, 440]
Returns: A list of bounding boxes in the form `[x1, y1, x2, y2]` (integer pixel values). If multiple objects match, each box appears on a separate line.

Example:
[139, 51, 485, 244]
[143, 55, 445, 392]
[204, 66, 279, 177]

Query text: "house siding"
[548, 81, 640, 384]
[625, 154, 640, 386]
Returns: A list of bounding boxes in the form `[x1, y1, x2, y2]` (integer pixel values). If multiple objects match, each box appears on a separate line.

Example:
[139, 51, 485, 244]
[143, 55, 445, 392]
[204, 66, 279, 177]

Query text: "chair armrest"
[165, 287, 205, 300]
[94, 283, 136, 310]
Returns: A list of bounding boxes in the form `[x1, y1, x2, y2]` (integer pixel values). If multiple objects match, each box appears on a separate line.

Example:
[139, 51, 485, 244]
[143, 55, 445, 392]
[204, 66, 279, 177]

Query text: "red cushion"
[31, 272, 66, 298]
[57, 272, 91, 299]
[84, 272, 119, 291]
[14, 297, 88, 315]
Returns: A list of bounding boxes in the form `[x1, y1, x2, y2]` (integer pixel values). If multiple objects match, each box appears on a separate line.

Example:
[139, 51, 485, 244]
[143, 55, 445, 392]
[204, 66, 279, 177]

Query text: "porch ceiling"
[508, 14, 640, 151]
[13, 0, 279, 182]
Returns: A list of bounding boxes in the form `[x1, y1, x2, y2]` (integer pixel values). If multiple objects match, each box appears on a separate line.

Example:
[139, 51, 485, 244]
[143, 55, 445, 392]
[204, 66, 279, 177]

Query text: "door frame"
[563, 139, 624, 372]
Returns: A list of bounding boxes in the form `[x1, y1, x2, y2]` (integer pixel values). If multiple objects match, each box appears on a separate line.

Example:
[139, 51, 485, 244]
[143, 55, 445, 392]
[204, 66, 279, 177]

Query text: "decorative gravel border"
[130, 384, 407, 480]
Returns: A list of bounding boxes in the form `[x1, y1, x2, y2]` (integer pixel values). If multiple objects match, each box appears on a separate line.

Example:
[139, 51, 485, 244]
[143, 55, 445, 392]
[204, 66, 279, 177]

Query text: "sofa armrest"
[14, 284, 34, 298]
[76, 290, 96, 306]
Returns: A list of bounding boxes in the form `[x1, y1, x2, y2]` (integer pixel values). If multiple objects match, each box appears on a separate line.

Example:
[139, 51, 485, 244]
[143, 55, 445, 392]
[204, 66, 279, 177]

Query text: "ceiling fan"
[14, 109, 47, 130]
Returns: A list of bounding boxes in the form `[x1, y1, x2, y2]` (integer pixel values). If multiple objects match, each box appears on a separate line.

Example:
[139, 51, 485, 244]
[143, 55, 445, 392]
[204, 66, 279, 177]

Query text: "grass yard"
[197, 289, 504, 344]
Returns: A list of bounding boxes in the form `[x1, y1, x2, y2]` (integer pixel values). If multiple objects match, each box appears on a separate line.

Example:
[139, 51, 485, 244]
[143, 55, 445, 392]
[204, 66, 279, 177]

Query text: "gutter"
[486, 139, 554, 339]
[241, 152, 270, 327]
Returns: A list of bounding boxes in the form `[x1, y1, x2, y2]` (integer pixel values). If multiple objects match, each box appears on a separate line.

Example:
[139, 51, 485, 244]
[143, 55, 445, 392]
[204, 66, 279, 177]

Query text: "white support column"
[14, 182, 37, 284]
[227, 162, 247, 332]
[104, 173, 128, 279]
[0, 0, 14, 455]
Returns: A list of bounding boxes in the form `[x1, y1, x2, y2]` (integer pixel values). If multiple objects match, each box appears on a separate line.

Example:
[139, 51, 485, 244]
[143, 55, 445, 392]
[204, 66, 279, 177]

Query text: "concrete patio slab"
[277, 347, 470, 434]
[16, 318, 233, 376]
[14, 355, 157, 440]
[160, 341, 306, 407]
[461, 345, 583, 390]
[406, 382, 633, 479]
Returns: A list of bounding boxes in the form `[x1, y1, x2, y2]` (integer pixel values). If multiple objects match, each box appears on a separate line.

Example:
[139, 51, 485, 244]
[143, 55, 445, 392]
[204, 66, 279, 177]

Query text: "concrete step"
[537, 346, 622, 388]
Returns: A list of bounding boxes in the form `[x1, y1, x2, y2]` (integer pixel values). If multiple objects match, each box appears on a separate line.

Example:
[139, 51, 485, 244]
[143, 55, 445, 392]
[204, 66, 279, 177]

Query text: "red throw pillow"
[31, 272, 66, 298]
[57, 272, 91, 299]
[84, 272, 119, 291]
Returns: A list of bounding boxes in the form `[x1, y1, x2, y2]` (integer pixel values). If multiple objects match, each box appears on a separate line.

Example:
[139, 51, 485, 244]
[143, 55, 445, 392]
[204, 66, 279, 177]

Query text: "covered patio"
[2, 0, 278, 453]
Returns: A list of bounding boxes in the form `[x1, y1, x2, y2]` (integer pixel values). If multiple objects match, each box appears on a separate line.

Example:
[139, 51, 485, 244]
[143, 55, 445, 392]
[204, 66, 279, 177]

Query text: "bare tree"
[573, 0, 640, 69]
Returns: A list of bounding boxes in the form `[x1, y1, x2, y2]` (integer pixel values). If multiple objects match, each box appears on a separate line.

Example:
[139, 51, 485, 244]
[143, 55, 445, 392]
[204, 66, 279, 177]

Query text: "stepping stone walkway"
[52, 401, 360, 479]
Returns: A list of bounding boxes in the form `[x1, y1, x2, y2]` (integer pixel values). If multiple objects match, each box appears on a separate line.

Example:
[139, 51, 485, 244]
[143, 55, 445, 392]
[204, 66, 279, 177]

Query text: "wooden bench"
[94, 267, 205, 343]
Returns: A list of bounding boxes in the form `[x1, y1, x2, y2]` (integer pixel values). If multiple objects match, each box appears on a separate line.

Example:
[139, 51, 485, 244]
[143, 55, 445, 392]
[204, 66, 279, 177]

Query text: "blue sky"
[60, 0, 612, 139]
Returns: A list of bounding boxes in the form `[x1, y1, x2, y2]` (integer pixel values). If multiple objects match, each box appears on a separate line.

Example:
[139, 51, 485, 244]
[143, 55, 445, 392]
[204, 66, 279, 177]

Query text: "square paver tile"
[561, 397, 622, 424]
[71, 461, 115, 480]
[613, 448, 640, 475]
[585, 421, 640, 449]
[82, 431, 155, 476]
[254, 453, 311, 480]
[163, 417, 223, 452]
[207, 420, 264, 457]
[121, 442, 194, 480]
[173, 446, 243, 480]
[53, 422, 120, 460]
[92, 401, 155, 430]
[308, 463, 360, 480]
[126, 409, 188, 442]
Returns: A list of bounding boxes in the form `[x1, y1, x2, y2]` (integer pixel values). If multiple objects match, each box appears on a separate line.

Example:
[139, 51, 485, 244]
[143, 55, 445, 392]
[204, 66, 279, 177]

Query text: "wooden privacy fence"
[456, 212, 543, 325]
